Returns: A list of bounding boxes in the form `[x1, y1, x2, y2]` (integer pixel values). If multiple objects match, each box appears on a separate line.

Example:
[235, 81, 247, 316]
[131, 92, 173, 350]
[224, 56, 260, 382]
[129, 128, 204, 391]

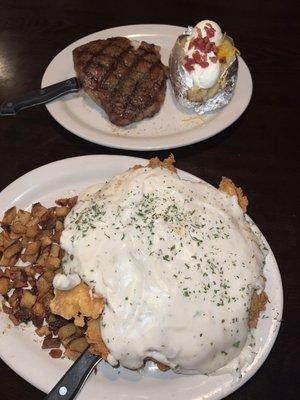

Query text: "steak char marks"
[73, 37, 168, 126]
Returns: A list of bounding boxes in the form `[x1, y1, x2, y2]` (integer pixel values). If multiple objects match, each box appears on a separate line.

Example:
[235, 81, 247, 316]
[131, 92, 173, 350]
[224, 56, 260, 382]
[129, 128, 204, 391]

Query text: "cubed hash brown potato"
[11, 270, 27, 288]
[16, 210, 31, 225]
[58, 323, 77, 341]
[20, 253, 39, 264]
[24, 241, 41, 255]
[42, 334, 61, 349]
[3, 241, 22, 258]
[46, 256, 61, 270]
[40, 209, 57, 230]
[68, 337, 89, 353]
[26, 224, 40, 238]
[64, 348, 81, 361]
[42, 270, 55, 283]
[1, 206, 17, 226]
[31, 203, 48, 220]
[36, 276, 52, 296]
[0, 255, 18, 267]
[20, 290, 37, 309]
[50, 243, 60, 258]
[36, 250, 50, 267]
[55, 220, 64, 231]
[0, 277, 10, 295]
[11, 221, 27, 234]
[32, 301, 45, 317]
[39, 235, 52, 248]
[35, 325, 50, 337]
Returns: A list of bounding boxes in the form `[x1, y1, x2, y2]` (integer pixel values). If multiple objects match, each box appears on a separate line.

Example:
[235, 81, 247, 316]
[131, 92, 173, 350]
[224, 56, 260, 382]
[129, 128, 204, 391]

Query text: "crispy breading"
[219, 177, 249, 213]
[133, 154, 176, 173]
[50, 282, 104, 327]
[86, 318, 109, 360]
[248, 291, 268, 328]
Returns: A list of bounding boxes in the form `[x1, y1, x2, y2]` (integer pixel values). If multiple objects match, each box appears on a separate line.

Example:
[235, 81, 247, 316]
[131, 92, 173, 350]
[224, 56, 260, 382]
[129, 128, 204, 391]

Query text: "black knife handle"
[44, 348, 101, 400]
[0, 77, 79, 116]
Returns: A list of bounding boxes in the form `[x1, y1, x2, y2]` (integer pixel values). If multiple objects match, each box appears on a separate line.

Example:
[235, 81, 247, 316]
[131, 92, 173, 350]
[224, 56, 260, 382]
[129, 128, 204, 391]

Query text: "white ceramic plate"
[0, 155, 282, 400]
[42, 25, 253, 151]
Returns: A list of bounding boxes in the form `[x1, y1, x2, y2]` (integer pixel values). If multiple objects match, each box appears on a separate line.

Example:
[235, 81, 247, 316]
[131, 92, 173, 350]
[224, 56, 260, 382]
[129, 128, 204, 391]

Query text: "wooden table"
[0, 0, 298, 399]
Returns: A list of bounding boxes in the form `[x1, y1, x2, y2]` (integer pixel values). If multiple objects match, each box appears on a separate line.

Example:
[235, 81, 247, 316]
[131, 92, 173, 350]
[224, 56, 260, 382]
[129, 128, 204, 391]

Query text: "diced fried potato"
[42, 334, 61, 349]
[68, 337, 89, 353]
[1, 206, 17, 226]
[21, 236, 29, 247]
[35, 326, 50, 337]
[31, 203, 48, 220]
[46, 256, 61, 270]
[11, 221, 27, 234]
[58, 323, 77, 341]
[32, 301, 45, 317]
[40, 235, 52, 248]
[0, 232, 5, 246]
[12, 270, 28, 288]
[55, 220, 64, 231]
[3, 241, 22, 258]
[24, 266, 36, 277]
[50, 244, 60, 258]
[20, 290, 37, 309]
[36, 251, 50, 267]
[0, 277, 10, 295]
[42, 270, 55, 283]
[51, 230, 62, 244]
[55, 206, 69, 217]
[16, 210, 31, 225]
[9, 232, 22, 240]
[0, 255, 18, 267]
[62, 334, 77, 347]
[25, 241, 41, 255]
[36, 276, 52, 296]
[39, 291, 54, 307]
[40, 209, 57, 230]
[21, 253, 38, 264]
[26, 224, 39, 238]
[64, 348, 81, 361]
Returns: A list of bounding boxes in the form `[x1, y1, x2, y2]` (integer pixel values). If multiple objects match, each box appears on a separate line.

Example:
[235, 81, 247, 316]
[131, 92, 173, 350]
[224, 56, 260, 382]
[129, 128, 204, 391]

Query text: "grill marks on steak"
[73, 37, 168, 126]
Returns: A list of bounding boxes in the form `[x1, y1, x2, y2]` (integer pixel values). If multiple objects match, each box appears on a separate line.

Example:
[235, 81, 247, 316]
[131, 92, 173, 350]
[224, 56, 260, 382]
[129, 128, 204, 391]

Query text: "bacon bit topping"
[204, 23, 216, 39]
[193, 51, 209, 68]
[184, 57, 195, 71]
[188, 36, 217, 55]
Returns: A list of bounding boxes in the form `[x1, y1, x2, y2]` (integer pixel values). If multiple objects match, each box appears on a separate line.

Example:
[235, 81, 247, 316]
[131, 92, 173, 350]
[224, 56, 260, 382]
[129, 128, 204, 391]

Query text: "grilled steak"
[73, 37, 169, 126]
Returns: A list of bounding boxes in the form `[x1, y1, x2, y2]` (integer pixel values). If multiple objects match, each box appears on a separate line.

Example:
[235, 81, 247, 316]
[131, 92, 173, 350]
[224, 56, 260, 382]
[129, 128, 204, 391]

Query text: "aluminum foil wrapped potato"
[169, 20, 239, 114]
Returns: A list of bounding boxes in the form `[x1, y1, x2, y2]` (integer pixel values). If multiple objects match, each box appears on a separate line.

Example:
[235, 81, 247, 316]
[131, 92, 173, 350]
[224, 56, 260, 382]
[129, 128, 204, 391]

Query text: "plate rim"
[41, 24, 253, 151]
[0, 154, 282, 400]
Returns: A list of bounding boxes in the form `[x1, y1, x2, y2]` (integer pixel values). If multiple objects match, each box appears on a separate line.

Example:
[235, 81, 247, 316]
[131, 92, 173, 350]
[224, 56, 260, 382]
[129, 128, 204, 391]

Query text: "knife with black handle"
[44, 348, 101, 400]
[0, 78, 80, 116]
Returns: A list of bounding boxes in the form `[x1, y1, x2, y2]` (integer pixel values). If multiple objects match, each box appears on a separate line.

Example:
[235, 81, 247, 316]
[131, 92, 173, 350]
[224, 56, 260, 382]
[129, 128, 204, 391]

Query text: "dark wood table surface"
[0, 0, 298, 399]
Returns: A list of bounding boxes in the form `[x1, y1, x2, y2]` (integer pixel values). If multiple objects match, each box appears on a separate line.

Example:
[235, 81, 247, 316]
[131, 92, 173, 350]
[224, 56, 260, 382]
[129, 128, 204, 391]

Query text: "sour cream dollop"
[58, 166, 266, 375]
[183, 20, 223, 89]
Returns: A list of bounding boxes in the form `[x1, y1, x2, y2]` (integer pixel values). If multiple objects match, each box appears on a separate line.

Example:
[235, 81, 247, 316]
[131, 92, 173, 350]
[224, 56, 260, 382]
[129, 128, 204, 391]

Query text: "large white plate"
[0, 155, 282, 400]
[42, 25, 253, 151]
